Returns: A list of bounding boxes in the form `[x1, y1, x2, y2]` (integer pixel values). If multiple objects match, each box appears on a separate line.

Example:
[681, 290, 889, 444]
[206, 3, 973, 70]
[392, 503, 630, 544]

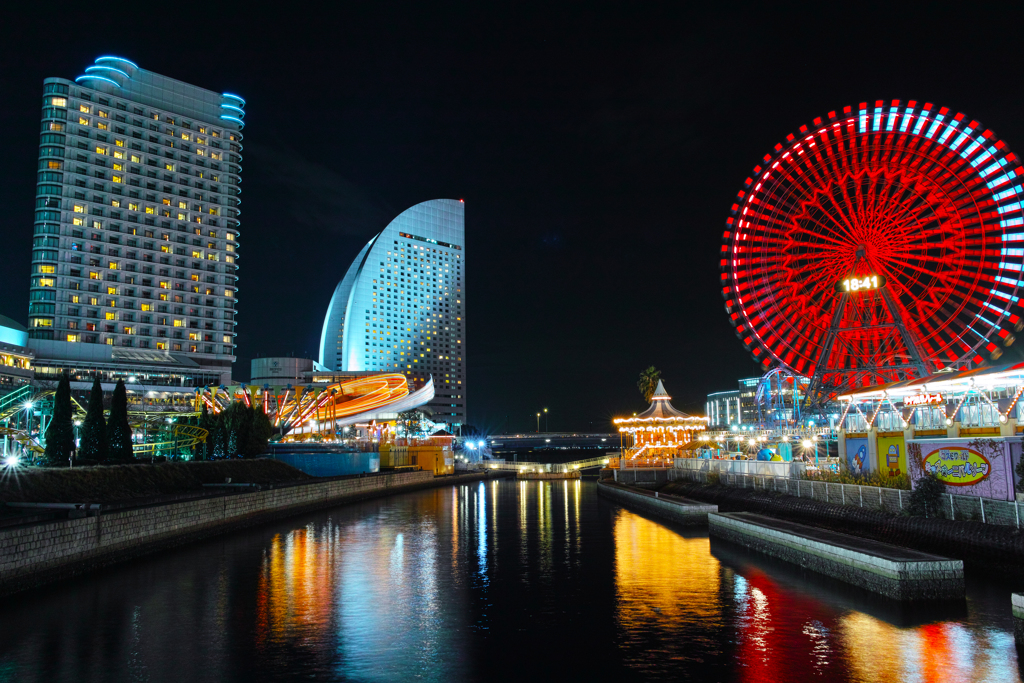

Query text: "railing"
[672, 468, 1024, 528]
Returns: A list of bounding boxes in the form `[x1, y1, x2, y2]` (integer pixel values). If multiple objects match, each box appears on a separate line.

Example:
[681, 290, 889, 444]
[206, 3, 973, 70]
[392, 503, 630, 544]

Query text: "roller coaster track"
[131, 424, 209, 456]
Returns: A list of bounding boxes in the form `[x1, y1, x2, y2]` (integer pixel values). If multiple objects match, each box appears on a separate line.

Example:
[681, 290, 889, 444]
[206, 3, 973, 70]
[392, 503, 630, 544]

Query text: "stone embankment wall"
[0, 470, 490, 597]
[662, 481, 1024, 576]
[709, 512, 964, 602]
[671, 468, 1024, 527]
[597, 481, 717, 525]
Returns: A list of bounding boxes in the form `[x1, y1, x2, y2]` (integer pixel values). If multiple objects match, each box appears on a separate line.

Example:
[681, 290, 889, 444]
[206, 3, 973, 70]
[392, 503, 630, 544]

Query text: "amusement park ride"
[721, 100, 1024, 431]
[0, 372, 434, 462]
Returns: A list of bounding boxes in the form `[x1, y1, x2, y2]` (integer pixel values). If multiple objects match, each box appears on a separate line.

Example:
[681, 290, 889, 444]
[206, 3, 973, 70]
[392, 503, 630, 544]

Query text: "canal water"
[0, 479, 1019, 682]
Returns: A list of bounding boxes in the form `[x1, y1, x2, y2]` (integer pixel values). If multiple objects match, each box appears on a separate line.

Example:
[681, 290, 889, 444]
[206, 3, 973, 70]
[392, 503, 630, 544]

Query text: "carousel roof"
[615, 380, 707, 424]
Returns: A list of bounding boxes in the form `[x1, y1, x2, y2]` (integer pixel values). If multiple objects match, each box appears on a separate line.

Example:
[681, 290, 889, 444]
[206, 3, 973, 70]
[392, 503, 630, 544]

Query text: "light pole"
[544, 407, 548, 433]
[536, 412, 540, 433]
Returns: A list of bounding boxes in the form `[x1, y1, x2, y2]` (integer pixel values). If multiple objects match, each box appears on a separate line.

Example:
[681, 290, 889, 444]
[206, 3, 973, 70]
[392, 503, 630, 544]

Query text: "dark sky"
[1, 3, 1022, 432]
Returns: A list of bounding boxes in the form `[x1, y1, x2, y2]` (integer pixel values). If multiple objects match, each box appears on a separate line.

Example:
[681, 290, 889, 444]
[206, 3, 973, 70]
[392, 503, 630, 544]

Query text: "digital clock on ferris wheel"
[835, 274, 886, 294]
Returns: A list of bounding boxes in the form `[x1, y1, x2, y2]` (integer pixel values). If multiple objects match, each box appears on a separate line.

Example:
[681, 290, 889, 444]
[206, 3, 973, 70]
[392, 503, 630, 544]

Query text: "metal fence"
[672, 469, 1024, 528]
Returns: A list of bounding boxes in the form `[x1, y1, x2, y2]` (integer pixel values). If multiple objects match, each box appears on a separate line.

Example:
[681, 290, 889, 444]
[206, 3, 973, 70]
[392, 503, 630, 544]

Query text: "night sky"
[1, 3, 1022, 432]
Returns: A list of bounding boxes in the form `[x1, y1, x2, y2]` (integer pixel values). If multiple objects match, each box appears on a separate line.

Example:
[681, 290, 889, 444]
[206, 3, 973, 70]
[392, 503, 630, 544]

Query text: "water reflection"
[0, 481, 1018, 683]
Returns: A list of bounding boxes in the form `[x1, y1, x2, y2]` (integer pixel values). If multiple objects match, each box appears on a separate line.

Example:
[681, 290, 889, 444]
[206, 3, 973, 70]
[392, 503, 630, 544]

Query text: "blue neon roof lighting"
[219, 115, 244, 127]
[74, 75, 121, 88]
[85, 65, 130, 79]
[95, 56, 139, 70]
[222, 93, 246, 105]
[220, 103, 244, 114]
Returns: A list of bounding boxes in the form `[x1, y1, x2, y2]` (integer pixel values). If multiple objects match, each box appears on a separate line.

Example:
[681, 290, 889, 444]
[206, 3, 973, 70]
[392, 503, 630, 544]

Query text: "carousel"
[613, 380, 708, 467]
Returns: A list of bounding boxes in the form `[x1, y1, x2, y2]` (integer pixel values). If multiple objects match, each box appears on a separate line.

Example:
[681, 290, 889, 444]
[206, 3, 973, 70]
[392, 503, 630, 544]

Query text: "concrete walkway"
[597, 480, 718, 525]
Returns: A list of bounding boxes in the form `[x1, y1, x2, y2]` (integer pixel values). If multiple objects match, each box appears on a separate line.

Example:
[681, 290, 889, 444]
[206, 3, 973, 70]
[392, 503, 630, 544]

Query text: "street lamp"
[544, 407, 548, 433]
[536, 412, 540, 433]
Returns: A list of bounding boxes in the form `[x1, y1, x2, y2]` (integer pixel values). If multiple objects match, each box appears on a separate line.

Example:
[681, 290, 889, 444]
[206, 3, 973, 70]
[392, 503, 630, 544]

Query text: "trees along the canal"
[106, 379, 135, 461]
[194, 404, 214, 460]
[42, 373, 76, 466]
[212, 402, 272, 458]
[637, 366, 662, 403]
[79, 376, 109, 462]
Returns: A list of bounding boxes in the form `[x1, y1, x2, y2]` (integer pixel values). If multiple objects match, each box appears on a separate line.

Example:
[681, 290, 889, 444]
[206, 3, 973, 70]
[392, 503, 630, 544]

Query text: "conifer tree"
[195, 403, 214, 460]
[79, 376, 109, 461]
[42, 373, 75, 466]
[106, 379, 134, 461]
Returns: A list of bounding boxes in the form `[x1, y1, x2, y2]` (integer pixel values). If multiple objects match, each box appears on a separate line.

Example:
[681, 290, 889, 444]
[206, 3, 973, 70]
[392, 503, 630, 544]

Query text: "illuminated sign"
[922, 447, 990, 486]
[903, 393, 944, 407]
[835, 274, 886, 293]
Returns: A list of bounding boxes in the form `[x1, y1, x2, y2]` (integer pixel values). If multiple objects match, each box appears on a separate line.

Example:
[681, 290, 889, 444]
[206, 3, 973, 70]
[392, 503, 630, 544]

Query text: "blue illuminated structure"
[320, 199, 467, 426]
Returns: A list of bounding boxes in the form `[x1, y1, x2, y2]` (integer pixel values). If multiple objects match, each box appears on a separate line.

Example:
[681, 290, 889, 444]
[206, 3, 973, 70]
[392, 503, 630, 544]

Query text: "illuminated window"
[46, 160, 61, 170]
[96, 122, 108, 131]
[188, 332, 199, 340]
[159, 281, 170, 289]
[225, 244, 235, 253]
[107, 287, 117, 295]
[141, 303, 152, 311]
[224, 289, 233, 297]
[161, 245, 170, 253]
[196, 149, 205, 156]
[73, 204, 85, 213]
[192, 250, 203, 258]
[226, 233, 235, 241]
[156, 342, 167, 350]
[105, 338, 113, 345]
[131, 154, 141, 163]
[181, 133, 190, 141]
[78, 117, 89, 125]
[92, 220, 102, 229]
[107, 299, 116, 307]
[108, 262, 118, 270]
[66, 333, 79, 342]
[38, 278, 55, 287]
[111, 199, 120, 208]
[89, 297, 98, 305]
[165, 163, 175, 172]
[32, 319, 52, 327]
[159, 292, 168, 300]
[105, 312, 117, 320]
[112, 175, 123, 184]
[97, 110, 107, 118]
[190, 274, 199, 282]
[128, 202, 139, 211]
[51, 97, 67, 107]
[145, 207, 155, 215]
[173, 319, 184, 327]
[38, 265, 55, 274]
[112, 163, 124, 172]
[178, 213, 187, 221]
[206, 242, 215, 249]
[222, 335, 231, 343]
[70, 295, 80, 304]
[115, 139, 124, 147]
[95, 146, 107, 155]
[123, 327, 135, 335]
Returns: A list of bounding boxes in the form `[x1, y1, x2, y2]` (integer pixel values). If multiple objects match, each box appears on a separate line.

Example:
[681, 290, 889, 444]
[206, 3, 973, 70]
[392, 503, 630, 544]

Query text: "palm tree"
[637, 366, 662, 403]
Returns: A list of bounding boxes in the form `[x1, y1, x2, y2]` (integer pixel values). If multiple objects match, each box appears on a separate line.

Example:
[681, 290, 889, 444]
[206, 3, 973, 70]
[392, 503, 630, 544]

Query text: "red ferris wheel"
[721, 100, 1024, 400]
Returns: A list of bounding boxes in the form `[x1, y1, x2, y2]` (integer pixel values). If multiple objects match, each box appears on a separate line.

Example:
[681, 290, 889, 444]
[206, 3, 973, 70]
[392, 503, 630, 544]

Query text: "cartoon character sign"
[876, 434, 906, 477]
[844, 438, 869, 476]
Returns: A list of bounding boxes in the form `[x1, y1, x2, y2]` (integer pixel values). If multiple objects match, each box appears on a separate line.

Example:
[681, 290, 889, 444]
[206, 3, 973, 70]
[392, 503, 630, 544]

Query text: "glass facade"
[320, 200, 467, 426]
[28, 57, 243, 383]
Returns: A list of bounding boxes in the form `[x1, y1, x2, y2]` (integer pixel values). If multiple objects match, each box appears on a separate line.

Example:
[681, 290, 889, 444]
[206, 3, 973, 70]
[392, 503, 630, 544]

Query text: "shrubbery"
[907, 473, 946, 518]
[802, 468, 911, 490]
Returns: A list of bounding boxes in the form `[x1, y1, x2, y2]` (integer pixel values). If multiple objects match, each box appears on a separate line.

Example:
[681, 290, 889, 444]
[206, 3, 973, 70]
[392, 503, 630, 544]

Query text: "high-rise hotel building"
[320, 200, 467, 426]
[29, 56, 243, 383]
